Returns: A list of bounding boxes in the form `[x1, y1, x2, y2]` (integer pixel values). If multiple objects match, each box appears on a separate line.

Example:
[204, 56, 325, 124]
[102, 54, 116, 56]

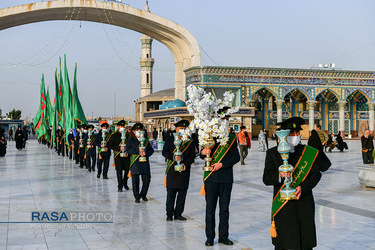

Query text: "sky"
[0, 0, 375, 121]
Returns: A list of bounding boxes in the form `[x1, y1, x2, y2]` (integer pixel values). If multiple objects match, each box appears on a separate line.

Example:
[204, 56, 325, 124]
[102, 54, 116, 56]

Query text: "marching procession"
[32, 83, 329, 249]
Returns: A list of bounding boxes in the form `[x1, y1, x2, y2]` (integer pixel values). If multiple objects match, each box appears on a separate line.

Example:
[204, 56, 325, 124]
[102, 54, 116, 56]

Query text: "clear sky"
[0, 0, 374, 121]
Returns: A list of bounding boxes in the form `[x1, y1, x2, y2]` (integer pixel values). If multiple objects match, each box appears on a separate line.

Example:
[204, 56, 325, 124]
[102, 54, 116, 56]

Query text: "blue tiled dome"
[166, 99, 186, 108]
[160, 101, 171, 110]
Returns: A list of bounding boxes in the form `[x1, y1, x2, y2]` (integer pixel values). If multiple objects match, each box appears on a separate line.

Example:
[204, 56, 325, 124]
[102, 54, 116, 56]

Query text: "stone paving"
[0, 138, 374, 250]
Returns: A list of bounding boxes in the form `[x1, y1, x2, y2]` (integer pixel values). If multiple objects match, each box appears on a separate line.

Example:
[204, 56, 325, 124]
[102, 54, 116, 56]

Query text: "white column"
[307, 100, 317, 131]
[338, 101, 346, 137]
[275, 100, 285, 123]
[368, 102, 375, 132]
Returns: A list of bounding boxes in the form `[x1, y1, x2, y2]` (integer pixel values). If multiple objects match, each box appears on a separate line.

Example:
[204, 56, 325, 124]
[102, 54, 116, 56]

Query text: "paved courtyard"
[0, 138, 374, 250]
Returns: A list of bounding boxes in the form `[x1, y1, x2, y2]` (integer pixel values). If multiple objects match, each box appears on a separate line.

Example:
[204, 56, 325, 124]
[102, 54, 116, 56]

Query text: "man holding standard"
[263, 117, 321, 250]
[162, 120, 195, 221]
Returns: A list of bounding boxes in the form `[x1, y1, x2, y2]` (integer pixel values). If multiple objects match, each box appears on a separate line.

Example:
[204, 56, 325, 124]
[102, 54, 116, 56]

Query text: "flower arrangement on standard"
[181, 85, 238, 145]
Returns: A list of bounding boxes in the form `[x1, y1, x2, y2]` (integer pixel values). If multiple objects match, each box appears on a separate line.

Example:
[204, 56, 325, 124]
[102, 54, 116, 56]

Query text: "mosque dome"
[160, 101, 171, 110]
[166, 99, 186, 109]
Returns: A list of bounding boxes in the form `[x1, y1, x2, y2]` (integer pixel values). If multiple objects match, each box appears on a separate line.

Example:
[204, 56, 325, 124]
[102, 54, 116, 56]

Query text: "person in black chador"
[0, 127, 7, 157]
[74, 124, 82, 165]
[95, 123, 112, 179]
[162, 120, 195, 221]
[126, 123, 154, 203]
[22, 127, 29, 149]
[263, 117, 322, 250]
[84, 125, 97, 172]
[15, 126, 24, 150]
[108, 120, 131, 192]
[336, 131, 348, 152]
[200, 109, 240, 247]
[308, 129, 332, 172]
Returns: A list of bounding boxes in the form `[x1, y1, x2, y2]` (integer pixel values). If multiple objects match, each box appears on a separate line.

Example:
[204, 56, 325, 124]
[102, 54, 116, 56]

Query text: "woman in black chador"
[336, 131, 348, 152]
[15, 126, 24, 150]
[0, 127, 6, 156]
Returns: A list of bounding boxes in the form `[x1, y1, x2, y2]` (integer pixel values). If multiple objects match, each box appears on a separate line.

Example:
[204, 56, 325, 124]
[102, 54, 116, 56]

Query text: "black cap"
[132, 123, 144, 131]
[277, 117, 305, 131]
[217, 106, 230, 114]
[117, 120, 126, 127]
[101, 123, 109, 128]
[88, 125, 95, 130]
[82, 124, 88, 130]
[174, 119, 189, 128]
[76, 124, 82, 129]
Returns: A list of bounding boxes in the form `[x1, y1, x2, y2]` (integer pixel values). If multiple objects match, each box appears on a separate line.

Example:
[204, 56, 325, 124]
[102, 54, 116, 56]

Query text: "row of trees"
[33, 55, 87, 148]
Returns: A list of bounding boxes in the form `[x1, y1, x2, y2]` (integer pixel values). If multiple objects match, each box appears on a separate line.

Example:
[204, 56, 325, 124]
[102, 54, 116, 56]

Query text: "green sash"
[165, 139, 193, 175]
[271, 145, 318, 218]
[203, 133, 236, 182]
[129, 138, 149, 167]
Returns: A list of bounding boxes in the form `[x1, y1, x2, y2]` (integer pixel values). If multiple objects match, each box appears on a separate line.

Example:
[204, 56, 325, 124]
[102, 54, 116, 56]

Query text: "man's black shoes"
[174, 215, 187, 221]
[205, 240, 213, 246]
[103, 176, 108, 179]
[135, 198, 140, 203]
[124, 185, 129, 190]
[118, 188, 122, 192]
[97, 174, 100, 178]
[166, 216, 173, 221]
[141, 196, 148, 201]
[218, 238, 233, 245]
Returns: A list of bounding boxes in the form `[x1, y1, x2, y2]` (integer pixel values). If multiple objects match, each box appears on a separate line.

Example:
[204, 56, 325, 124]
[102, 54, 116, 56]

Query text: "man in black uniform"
[162, 120, 195, 221]
[126, 123, 154, 203]
[200, 123, 240, 246]
[79, 124, 88, 168]
[67, 129, 74, 160]
[56, 125, 63, 155]
[263, 117, 322, 250]
[95, 123, 112, 179]
[74, 124, 81, 165]
[84, 125, 97, 172]
[108, 120, 130, 192]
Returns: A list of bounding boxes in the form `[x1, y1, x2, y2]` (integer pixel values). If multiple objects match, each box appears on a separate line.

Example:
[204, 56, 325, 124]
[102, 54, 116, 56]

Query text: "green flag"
[36, 74, 48, 140]
[46, 87, 54, 128]
[63, 55, 73, 144]
[72, 63, 87, 125]
[58, 58, 64, 127]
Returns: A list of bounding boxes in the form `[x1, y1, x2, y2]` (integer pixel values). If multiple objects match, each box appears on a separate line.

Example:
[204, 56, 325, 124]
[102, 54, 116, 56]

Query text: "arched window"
[146, 54, 149, 58]
[146, 73, 149, 84]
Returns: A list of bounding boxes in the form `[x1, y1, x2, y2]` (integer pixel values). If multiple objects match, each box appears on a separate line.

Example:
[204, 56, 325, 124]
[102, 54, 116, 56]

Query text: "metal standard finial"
[145, 1, 150, 12]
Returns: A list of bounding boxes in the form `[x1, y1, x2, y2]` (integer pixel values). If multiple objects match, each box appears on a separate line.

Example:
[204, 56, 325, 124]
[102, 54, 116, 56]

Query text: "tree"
[8, 109, 22, 120]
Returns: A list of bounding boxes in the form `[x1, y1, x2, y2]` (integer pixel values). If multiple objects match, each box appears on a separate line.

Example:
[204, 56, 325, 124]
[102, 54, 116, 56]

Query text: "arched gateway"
[0, 0, 201, 101]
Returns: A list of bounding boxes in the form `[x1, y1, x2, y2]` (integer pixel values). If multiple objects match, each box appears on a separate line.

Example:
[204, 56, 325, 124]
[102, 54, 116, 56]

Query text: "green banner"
[271, 145, 318, 218]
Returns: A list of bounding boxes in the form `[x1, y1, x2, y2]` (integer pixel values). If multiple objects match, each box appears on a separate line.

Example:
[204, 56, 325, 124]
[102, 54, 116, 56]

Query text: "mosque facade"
[135, 36, 375, 139]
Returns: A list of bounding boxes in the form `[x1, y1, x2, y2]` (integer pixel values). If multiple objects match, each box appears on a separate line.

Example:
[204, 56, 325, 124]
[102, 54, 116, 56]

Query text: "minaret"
[139, 35, 154, 97]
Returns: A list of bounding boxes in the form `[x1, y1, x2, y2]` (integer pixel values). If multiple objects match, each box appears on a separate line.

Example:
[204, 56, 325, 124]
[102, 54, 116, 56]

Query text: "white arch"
[0, 0, 201, 100]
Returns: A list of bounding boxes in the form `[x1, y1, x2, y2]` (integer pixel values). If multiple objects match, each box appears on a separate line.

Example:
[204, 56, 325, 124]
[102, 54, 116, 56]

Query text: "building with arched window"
[185, 66, 375, 138]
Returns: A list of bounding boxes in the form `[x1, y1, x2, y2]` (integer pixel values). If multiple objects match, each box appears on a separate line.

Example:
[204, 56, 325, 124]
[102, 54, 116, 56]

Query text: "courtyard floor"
[0, 139, 374, 250]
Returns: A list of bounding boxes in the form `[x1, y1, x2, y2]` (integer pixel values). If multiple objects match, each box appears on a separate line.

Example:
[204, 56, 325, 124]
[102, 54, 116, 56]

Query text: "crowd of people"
[4, 115, 375, 248]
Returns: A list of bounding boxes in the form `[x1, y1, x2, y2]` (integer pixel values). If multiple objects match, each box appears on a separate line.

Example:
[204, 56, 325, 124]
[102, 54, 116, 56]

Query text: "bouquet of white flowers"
[183, 85, 238, 146]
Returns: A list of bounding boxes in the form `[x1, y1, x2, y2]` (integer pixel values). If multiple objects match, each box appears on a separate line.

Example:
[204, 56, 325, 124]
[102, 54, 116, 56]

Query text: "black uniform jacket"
[263, 144, 322, 250]
[74, 132, 80, 149]
[162, 136, 195, 190]
[95, 131, 112, 157]
[200, 139, 240, 184]
[126, 136, 154, 175]
[68, 133, 74, 147]
[83, 132, 96, 156]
